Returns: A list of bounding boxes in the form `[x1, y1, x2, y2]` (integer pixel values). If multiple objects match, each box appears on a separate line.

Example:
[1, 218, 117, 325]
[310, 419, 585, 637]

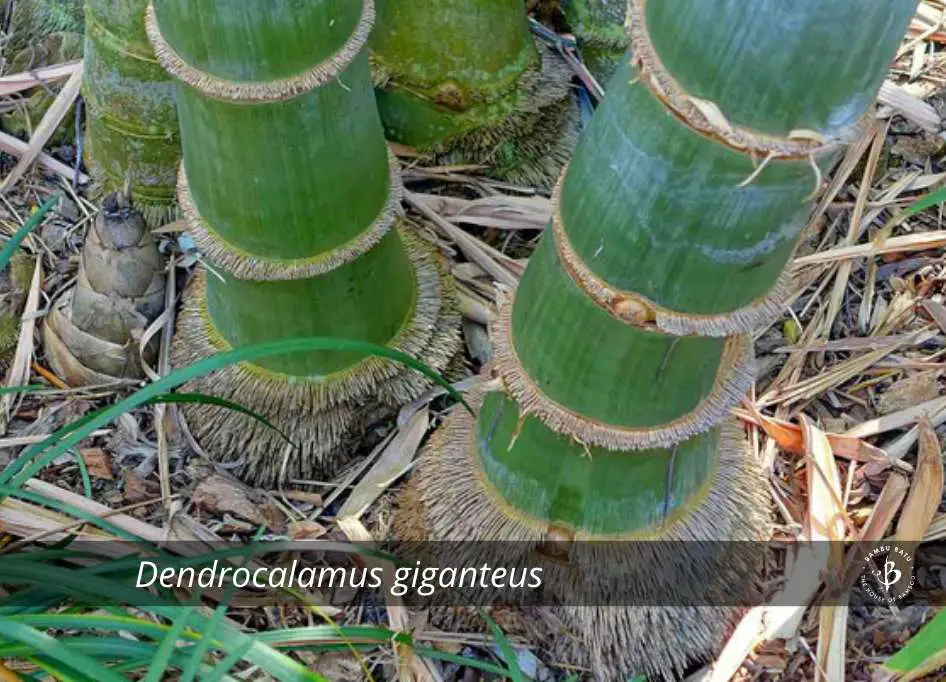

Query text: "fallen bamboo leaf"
[192, 472, 286, 533]
[0, 131, 89, 185]
[848, 394, 946, 441]
[336, 407, 429, 521]
[840, 471, 909, 590]
[79, 447, 114, 481]
[802, 414, 846, 542]
[886, 401, 946, 459]
[738, 407, 897, 467]
[793, 231, 946, 266]
[0, 62, 84, 195]
[816, 600, 847, 682]
[878, 80, 942, 132]
[895, 418, 944, 542]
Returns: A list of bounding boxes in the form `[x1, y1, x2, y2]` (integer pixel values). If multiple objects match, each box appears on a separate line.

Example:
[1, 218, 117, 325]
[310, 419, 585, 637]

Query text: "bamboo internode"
[149, 0, 460, 484]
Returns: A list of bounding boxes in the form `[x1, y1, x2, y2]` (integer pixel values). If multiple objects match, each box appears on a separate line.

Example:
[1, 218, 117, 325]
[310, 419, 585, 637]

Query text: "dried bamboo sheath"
[408, 0, 917, 678]
[148, 0, 459, 485]
[84, 0, 180, 226]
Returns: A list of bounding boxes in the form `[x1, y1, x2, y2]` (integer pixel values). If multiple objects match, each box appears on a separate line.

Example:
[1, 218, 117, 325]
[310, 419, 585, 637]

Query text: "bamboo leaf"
[883, 610, 946, 680]
[895, 417, 945, 542]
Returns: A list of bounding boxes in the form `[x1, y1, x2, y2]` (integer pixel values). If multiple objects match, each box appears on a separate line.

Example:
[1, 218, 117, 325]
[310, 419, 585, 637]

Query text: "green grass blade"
[144, 606, 194, 682]
[72, 448, 93, 498]
[2, 336, 471, 489]
[1, 561, 329, 682]
[904, 185, 946, 218]
[883, 609, 946, 678]
[145, 392, 296, 447]
[412, 647, 513, 677]
[0, 197, 58, 270]
[202, 640, 253, 682]
[0, 384, 53, 395]
[179, 598, 232, 682]
[480, 608, 523, 681]
[23, 656, 88, 682]
[0, 620, 127, 682]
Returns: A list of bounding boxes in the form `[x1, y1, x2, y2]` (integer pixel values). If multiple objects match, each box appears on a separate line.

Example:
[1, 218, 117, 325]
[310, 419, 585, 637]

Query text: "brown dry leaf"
[288, 520, 328, 540]
[122, 470, 158, 504]
[192, 473, 286, 533]
[79, 448, 113, 480]
[740, 408, 893, 466]
[703, 418, 852, 681]
[799, 418, 848, 682]
[895, 417, 945, 542]
[877, 373, 941, 415]
[336, 408, 429, 521]
[0, 62, 83, 194]
[846, 395, 946, 440]
[802, 416, 847, 543]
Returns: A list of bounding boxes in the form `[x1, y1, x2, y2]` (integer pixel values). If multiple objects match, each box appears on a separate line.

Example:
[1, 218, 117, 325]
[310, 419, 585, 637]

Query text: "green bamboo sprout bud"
[146, 0, 461, 486]
[43, 192, 166, 386]
[401, 0, 917, 678]
[370, 0, 578, 188]
[83, 0, 181, 226]
[562, 0, 628, 86]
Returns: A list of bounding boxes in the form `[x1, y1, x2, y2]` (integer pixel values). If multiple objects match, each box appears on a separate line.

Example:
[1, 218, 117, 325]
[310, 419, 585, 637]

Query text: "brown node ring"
[626, 0, 869, 160]
[145, 0, 374, 103]
[490, 291, 755, 452]
[177, 149, 403, 282]
[550, 170, 795, 336]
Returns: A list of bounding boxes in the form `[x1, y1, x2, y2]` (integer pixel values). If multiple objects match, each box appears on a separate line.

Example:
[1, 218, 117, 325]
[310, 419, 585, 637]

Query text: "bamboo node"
[145, 0, 375, 103]
[626, 0, 869, 160]
[490, 290, 756, 451]
[177, 149, 403, 282]
[612, 296, 655, 325]
[550, 167, 796, 336]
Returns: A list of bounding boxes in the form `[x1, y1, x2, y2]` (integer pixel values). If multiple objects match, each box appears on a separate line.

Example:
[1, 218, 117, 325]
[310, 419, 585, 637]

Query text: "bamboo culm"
[370, 0, 578, 188]
[403, 0, 918, 679]
[83, 0, 181, 226]
[148, 0, 460, 486]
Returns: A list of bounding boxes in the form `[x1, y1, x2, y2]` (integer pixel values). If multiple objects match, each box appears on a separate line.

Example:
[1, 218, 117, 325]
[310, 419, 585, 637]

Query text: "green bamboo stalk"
[370, 0, 577, 188]
[562, 0, 628, 86]
[406, 0, 917, 678]
[83, 0, 180, 226]
[148, 0, 460, 486]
